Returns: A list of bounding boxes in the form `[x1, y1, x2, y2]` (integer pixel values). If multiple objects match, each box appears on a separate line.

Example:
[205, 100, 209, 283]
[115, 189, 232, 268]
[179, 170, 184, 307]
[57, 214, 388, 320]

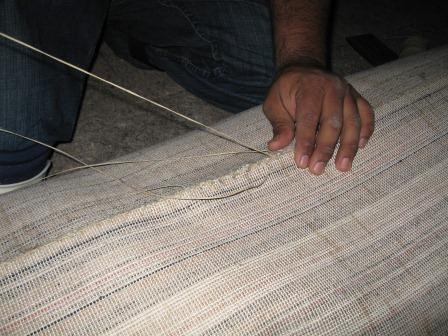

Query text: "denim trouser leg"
[0, 0, 274, 184]
[0, 1, 108, 183]
[105, 0, 275, 112]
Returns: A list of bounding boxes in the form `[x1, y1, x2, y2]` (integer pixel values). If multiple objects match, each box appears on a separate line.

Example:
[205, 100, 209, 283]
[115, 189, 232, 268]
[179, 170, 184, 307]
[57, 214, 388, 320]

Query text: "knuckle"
[317, 143, 336, 156]
[342, 142, 359, 154]
[296, 139, 314, 153]
[347, 113, 361, 127]
[328, 115, 343, 131]
[300, 111, 319, 125]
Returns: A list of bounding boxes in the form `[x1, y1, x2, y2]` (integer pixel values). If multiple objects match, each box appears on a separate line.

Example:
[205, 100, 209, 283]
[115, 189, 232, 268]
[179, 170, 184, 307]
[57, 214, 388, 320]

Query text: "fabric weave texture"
[0, 47, 447, 335]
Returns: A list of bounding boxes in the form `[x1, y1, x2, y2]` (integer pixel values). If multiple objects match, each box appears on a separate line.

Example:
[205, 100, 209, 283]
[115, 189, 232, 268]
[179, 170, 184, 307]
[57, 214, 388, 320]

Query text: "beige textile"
[1, 47, 448, 335]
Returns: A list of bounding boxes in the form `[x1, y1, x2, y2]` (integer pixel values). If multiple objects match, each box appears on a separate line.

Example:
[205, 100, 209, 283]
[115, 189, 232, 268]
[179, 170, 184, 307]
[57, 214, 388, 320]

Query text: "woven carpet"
[1, 46, 447, 335]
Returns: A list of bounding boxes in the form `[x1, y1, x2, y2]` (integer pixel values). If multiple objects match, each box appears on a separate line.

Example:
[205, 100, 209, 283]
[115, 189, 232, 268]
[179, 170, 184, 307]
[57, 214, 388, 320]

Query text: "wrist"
[277, 55, 326, 71]
[275, 56, 327, 79]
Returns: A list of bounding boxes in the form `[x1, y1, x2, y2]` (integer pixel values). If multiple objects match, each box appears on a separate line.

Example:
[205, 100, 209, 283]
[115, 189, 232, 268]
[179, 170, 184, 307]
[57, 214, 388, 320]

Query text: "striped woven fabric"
[1, 47, 447, 335]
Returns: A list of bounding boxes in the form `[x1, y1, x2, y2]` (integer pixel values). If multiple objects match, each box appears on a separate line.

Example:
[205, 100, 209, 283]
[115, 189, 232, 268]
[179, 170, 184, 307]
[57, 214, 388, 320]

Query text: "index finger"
[294, 87, 324, 169]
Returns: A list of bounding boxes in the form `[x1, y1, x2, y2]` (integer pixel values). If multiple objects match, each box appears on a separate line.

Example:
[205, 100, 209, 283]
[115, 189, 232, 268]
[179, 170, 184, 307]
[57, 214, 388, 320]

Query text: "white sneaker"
[0, 161, 51, 195]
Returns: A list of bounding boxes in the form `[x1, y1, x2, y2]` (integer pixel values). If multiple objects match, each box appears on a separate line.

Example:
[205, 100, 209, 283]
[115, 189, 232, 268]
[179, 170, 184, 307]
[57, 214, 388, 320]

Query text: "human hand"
[263, 64, 375, 175]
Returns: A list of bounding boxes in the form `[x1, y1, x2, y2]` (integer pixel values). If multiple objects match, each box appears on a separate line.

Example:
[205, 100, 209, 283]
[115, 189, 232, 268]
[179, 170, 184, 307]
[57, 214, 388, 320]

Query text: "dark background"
[52, 0, 448, 173]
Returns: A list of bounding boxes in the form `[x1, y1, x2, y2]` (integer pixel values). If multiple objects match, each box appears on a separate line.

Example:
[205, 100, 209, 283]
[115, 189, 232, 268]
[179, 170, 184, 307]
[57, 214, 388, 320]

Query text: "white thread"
[0, 127, 268, 201]
[45, 151, 268, 179]
[0, 32, 272, 200]
[0, 32, 268, 156]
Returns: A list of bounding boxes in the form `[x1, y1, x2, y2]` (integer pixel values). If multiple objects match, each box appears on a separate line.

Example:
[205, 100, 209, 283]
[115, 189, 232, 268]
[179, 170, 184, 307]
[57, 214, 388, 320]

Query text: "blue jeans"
[0, 0, 274, 183]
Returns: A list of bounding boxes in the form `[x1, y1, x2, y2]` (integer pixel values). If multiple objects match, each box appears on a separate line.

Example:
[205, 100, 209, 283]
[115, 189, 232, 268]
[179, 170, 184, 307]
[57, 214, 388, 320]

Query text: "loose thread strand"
[0, 31, 268, 157]
[44, 151, 268, 179]
[0, 127, 139, 193]
[0, 127, 268, 201]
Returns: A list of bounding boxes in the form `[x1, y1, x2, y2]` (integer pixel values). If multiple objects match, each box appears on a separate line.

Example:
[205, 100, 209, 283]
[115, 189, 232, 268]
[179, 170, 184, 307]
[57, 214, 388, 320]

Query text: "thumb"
[263, 86, 295, 151]
[267, 118, 295, 151]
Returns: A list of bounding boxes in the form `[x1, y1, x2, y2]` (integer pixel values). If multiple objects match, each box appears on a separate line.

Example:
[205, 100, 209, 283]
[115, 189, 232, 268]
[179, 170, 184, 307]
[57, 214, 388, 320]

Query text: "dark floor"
[52, 0, 448, 173]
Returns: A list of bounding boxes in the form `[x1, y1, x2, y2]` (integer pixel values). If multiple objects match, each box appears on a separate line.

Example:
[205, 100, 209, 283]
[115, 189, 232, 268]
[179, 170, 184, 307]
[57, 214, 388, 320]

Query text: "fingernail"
[359, 138, 368, 148]
[313, 162, 326, 175]
[341, 158, 352, 171]
[298, 155, 309, 168]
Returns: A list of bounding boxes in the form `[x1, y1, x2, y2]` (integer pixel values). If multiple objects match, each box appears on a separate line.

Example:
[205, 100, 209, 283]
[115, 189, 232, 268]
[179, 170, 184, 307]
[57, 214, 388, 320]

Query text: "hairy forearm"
[265, 1, 375, 176]
[269, 0, 331, 69]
